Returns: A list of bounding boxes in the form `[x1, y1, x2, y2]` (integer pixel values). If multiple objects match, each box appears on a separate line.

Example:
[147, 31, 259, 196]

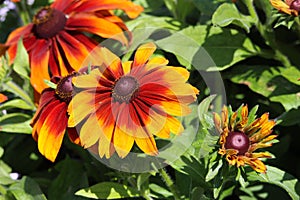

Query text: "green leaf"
[43, 80, 57, 89]
[137, 173, 152, 190]
[126, 14, 182, 31]
[0, 113, 32, 134]
[156, 25, 260, 70]
[0, 147, 3, 158]
[75, 182, 140, 199]
[0, 122, 32, 134]
[132, 0, 165, 13]
[48, 158, 89, 200]
[0, 176, 15, 185]
[192, 0, 224, 16]
[205, 159, 223, 182]
[193, 95, 220, 158]
[176, 0, 195, 22]
[247, 166, 300, 200]
[198, 94, 216, 128]
[149, 183, 172, 198]
[228, 65, 300, 111]
[247, 105, 259, 126]
[0, 160, 12, 176]
[0, 113, 31, 125]
[13, 39, 30, 80]
[278, 108, 300, 126]
[190, 187, 211, 200]
[0, 99, 34, 111]
[3, 81, 35, 109]
[280, 66, 300, 86]
[212, 3, 255, 33]
[8, 177, 47, 200]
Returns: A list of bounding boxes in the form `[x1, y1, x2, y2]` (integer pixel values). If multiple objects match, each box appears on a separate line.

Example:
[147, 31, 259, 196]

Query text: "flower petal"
[67, 128, 81, 145]
[66, 13, 128, 45]
[29, 39, 51, 93]
[270, 0, 298, 16]
[79, 113, 102, 148]
[49, 40, 69, 76]
[133, 42, 156, 67]
[56, 31, 91, 71]
[38, 102, 68, 162]
[244, 158, 267, 173]
[51, 0, 77, 11]
[113, 126, 134, 158]
[74, 0, 144, 19]
[5, 24, 33, 46]
[0, 94, 8, 103]
[135, 135, 158, 156]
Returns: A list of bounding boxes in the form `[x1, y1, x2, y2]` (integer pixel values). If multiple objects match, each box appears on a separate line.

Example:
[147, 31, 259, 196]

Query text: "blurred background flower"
[0, 0, 16, 22]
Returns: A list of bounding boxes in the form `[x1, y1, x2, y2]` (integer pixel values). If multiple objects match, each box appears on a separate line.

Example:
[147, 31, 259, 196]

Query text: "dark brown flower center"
[225, 131, 250, 155]
[33, 7, 67, 38]
[55, 74, 75, 103]
[291, 0, 300, 11]
[112, 76, 139, 103]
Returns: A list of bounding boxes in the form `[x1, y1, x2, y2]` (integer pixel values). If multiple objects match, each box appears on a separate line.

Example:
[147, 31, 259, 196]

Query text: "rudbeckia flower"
[31, 73, 80, 162]
[5, 0, 143, 93]
[270, 0, 300, 16]
[68, 42, 199, 158]
[214, 105, 277, 173]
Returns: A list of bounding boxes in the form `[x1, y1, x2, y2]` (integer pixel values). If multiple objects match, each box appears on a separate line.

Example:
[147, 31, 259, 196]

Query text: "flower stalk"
[243, 0, 292, 67]
[158, 168, 181, 200]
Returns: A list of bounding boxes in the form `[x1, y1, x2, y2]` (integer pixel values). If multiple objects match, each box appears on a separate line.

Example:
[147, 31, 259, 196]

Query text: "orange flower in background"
[270, 0, 300, 16]
[214, 105, 277, 173]
[0, 93, 8, 103]
[31, 73, 81, 162]
[0, 44, 8, 57]
[68, 42, 199, 158]
[5, 0, 143, 93]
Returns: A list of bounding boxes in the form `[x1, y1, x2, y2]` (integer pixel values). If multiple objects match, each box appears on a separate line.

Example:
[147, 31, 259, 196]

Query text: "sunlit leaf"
[75, 182, 140, 199]
[212, 3, 255, 33]
[198, 94, 216, 128]
[0, 121, 32, 134]
[228, 65, 300, 111]
[247, 166, 300, 200]
[156, 25, 260, 70]
[0, 99, 34, 111]
[149, 183, 172, 198]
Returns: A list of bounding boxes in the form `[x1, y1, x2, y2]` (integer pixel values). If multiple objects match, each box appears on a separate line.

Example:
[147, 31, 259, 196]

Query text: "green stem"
[243, 0, 292, 67]
[16, 1, 31, 25]
[158, 168, 181, 200]
[142, 193, 154, 200]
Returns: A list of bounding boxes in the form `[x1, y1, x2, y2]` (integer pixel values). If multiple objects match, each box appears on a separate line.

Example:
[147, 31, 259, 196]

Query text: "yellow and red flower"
[270, 0, 300, 16]
[214, 105, 277, 173]
[68, 42, 199, 158]
[5, 0, 143, 93]
[31, 73, 80, 162]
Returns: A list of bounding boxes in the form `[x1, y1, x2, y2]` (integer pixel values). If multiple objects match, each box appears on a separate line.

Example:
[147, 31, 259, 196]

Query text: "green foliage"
[212, 3, 255, 33]
[75, 182, 140, 199]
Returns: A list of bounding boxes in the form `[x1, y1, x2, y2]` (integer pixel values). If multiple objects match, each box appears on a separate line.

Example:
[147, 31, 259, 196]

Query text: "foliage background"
[0, 0, 300, 199]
